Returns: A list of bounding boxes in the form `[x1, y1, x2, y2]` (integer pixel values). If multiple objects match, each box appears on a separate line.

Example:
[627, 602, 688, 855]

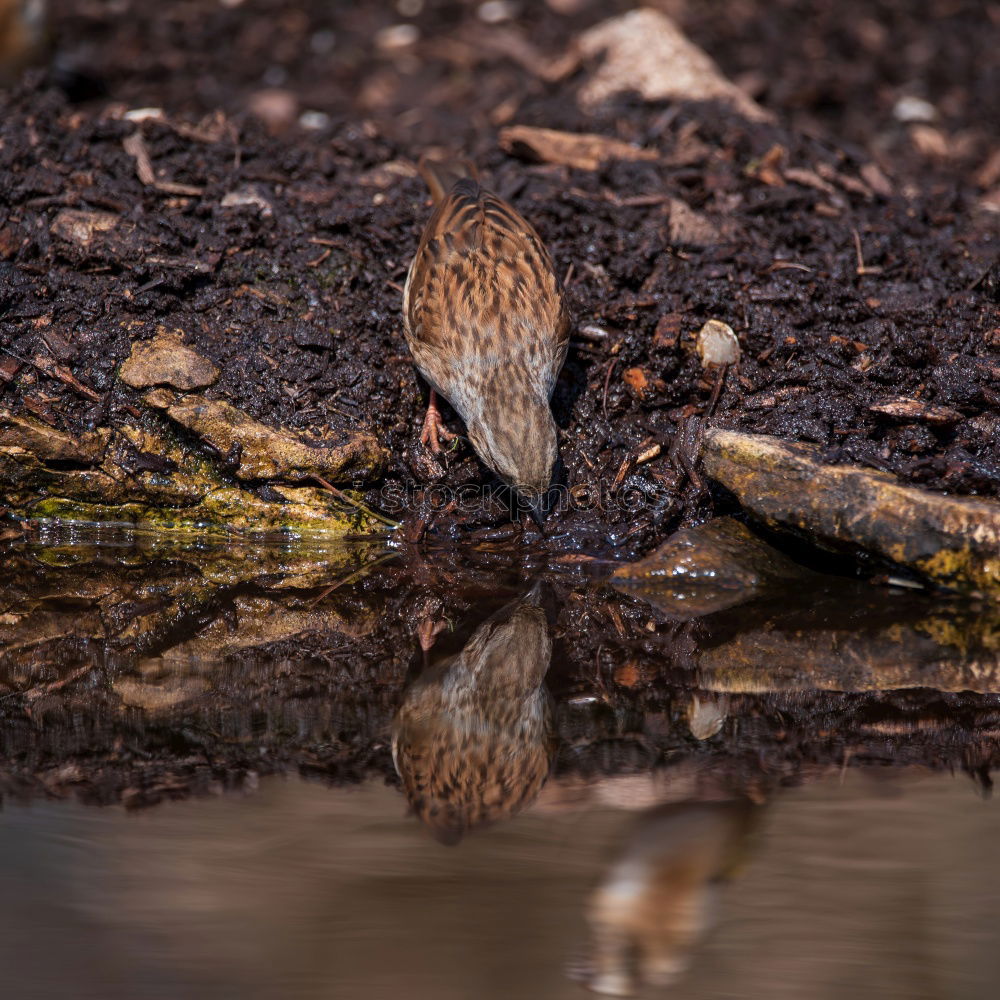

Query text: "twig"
[306, 247, 331, 268]
[304, 551, 398, 608]
[310, 474, 400, 529]
[705, 364, 729, 418]
[123, 131, 203, 196]
[852, 228, 883, 276]
[30, 353, 102, 402]
[602, 358, 617, 419]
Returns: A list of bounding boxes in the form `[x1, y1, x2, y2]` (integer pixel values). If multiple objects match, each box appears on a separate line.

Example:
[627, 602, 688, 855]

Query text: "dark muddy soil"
[1, 0, 998, 557]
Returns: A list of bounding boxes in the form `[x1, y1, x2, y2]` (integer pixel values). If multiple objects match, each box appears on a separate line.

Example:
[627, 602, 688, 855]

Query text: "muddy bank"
[1, 3, 997, 566]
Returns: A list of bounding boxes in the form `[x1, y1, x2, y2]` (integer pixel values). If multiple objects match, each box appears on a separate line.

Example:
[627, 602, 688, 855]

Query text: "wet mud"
[1, 0, 998, 562]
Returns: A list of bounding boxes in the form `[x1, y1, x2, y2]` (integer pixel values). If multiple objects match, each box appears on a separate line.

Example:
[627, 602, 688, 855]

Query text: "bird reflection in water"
[392, 583, 554, 845]
[583, 798, 760, 996]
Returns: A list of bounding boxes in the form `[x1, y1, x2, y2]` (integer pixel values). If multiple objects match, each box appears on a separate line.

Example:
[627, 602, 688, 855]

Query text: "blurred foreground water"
[2, 771, 998, 1000]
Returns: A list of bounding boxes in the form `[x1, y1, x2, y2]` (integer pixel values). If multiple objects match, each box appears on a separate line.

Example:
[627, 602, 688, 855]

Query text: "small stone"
[358, 159, 419, 188]
[376, 24, 419, 51]
[309, 29, 336, 54]
[687, 696, 727, 740]
[696, 320, 740, 368]
[50, 209, 119, 248]
[298, 110, 331, 131]
[119, 329, 219, 391]
[247, 89, 299, 131]
[123, 107, 165, 123]
[478, 1, 518, 24]
[893, 95, 937, 124]
[220, 185, 274, 217]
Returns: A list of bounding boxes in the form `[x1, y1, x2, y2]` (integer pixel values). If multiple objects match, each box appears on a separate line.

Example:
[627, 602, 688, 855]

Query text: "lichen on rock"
[701, 428, 1000, 594]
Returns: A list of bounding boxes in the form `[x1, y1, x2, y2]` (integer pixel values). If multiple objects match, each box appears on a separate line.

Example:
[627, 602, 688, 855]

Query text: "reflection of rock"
[113, 674, 209, 712]
[612, 517, 811, 618]
[0, 540, 385, 688]
[585, 799, 759, 996]
[119, 328, 219, 390]
[696, 615, 1000, 694]
[609, 551, 1000, 694]
[686, 695, 727, 740]
[574, 9, 771, 121]
[392, 585, 554, 844]
[702, 428, 1000, 594]
[27, 485, 375, 536]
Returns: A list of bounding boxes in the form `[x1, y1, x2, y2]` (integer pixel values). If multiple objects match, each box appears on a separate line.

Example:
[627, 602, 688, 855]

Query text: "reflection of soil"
[0, 771, 997, 1000]
[2, 538, 1000, 807]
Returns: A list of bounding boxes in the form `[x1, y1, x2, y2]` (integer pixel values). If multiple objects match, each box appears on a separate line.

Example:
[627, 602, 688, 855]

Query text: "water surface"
[1, 529, 998, 998]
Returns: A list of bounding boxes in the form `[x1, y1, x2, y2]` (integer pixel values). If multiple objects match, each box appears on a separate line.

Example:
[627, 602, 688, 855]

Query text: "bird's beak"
[526, 491, 548, 531]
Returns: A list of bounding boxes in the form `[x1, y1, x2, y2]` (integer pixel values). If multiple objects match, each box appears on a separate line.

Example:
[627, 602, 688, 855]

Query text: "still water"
[1, 772, 998, 999]
[2, 529, 999, 998]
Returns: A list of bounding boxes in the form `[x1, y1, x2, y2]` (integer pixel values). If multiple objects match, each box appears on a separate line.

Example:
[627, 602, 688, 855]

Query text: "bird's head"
[467, 400, 558, 525]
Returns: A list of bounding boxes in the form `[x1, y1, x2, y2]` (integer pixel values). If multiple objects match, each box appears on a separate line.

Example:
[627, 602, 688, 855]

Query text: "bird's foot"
[419, 397, 457, 454]
[417, 616, 448, 652]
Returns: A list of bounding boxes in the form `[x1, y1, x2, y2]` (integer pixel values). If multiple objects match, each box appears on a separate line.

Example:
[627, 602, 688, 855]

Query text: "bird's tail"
[418, 154, 478, 205]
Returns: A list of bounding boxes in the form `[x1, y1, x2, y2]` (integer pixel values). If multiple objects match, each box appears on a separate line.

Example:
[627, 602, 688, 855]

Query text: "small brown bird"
[403, 158, 571, 522]
[391, 584, 554, 845]
[584, 799, 760, 996]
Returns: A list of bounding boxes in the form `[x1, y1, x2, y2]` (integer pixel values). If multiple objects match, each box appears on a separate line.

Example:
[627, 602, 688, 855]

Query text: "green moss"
[27, 487, 389, 540]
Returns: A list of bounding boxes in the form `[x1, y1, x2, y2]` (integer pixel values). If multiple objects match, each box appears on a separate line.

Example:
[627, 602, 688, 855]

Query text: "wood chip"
[622, 366, 650, 399]
[860, 162, 894, 198]
[0, 357, 22, 384]
[783, 167, 837, 196]
[123, 132, 204, 196]
[31, 354, 101, 401]
[499, 125, 659, 171]
[652, 312, 682, 349]
[870, 397, 962, 425]
[636, 442, 661, 465]
[575, 9, 771, 121]
[668, 198, 723, 247]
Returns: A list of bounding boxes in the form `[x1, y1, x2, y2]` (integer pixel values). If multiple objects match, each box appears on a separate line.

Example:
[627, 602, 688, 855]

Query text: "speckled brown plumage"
[391, 586, 554, 845]
[403, 158, 571, 515]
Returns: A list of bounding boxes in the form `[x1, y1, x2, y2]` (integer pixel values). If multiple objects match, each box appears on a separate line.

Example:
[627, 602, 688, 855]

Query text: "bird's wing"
[404, 179, 570, 399]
